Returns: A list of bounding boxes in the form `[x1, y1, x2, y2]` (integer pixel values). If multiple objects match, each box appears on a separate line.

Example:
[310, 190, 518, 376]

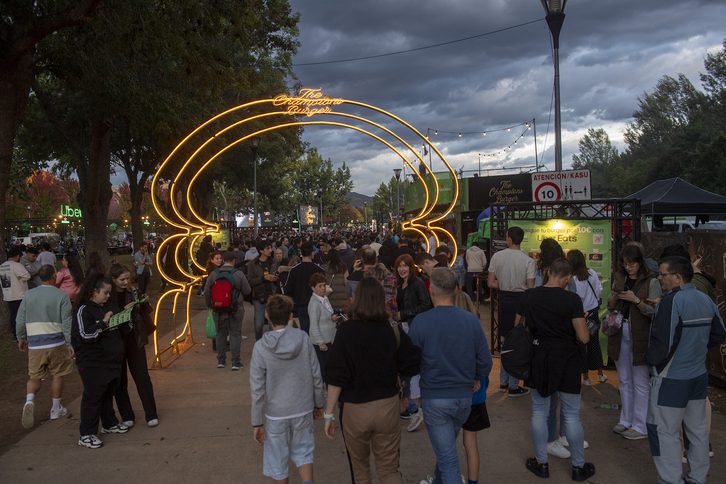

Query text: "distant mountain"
[347, 192, 374, 208]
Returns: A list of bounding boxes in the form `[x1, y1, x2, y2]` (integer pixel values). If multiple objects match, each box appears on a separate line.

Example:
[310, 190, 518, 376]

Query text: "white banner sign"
[531, 169, 592, 202]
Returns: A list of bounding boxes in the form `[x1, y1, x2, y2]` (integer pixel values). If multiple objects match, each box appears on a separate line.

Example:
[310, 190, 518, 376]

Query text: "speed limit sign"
[534, 182, 561, 202]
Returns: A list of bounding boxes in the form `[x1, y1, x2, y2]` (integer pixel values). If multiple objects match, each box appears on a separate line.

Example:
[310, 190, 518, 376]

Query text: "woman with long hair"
[393, 253, 431, 432]
[607, 245, 660, 440]
[324, 277, 421, 484]
[566, 249, 605, 386]
[84, 252, 107, 278]
[322, 248, 349, 311]
[107, 264, 158, 428]
[55, 252, 84, 302]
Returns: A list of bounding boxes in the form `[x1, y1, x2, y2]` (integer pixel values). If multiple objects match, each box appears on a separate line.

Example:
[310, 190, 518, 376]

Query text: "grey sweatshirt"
[249, 326, 325, 427]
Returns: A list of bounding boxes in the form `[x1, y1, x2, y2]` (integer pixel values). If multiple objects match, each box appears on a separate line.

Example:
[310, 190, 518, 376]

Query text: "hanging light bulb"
[483, 132, 486, 136]
[458, 133, 462, 137]
[435, 130, 438, 135]
[508, 127, 511, 131]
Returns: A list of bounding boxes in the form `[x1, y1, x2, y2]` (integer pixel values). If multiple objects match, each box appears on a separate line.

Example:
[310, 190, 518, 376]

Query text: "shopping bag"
[205, 310, 217, 339]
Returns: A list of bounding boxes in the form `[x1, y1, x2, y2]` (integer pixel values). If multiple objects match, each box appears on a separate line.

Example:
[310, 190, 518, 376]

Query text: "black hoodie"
[71, 301, 124, 369]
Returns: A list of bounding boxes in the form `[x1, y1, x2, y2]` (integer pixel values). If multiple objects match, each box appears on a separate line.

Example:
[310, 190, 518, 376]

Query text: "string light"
[458, 133, 461, 137]
[483, 132, 486, 136]
[427, 121, 529, 137]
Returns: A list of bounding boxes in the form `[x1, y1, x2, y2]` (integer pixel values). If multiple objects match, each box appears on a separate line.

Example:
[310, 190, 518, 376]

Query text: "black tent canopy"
[627, 177, 726, 216]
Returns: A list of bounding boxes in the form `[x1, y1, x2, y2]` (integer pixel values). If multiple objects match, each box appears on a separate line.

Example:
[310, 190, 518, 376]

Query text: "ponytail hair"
[72, 272, 112, 314]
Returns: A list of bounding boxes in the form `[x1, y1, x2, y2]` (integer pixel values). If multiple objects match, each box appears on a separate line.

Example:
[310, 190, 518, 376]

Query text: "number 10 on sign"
[535, 182, 561, 202]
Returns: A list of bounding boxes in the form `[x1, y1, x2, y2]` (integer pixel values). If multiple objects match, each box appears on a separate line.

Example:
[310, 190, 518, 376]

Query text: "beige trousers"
[341, 395, 403, 484]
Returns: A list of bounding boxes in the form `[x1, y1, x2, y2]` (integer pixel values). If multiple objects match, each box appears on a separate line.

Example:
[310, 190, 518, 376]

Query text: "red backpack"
[211, 268, 239, 312]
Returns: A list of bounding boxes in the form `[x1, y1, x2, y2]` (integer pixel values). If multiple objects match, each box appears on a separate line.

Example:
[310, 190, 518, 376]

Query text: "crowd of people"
[4, 224, 726, 484]
[2, 240, 159, 450]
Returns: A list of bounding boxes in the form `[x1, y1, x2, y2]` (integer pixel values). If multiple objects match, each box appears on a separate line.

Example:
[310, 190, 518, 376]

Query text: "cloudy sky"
[288, 0, 726, 196]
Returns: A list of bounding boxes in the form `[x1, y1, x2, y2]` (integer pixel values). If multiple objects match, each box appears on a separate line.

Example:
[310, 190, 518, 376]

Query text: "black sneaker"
[526, 457, 549, 478]
[509, 387, 531, 397]
[400, 410, 412, 419]
[499, 384, 508, 393]
[572, 463, 595, 482]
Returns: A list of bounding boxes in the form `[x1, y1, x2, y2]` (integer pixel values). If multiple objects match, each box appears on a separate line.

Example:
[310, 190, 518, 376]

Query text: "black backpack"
[501, 317, 533, 381]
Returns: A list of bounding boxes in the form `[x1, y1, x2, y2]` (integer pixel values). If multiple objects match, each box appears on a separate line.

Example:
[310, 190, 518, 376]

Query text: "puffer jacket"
[607, 271, 660, 366]
[323, 262, 348, 311]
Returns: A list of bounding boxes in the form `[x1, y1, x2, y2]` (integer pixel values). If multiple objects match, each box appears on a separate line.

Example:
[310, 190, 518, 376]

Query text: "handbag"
[132, 287, 156, 335]
[601, 311, 624, 336]
[501, 316, 533, 381]
[205, 310, 217, 339]
[325, 273, 334, 297]
[585, 280, 601, 338]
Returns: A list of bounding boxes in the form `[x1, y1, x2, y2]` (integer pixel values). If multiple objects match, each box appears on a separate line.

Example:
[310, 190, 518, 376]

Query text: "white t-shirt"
[573, 269, 603, 312]
[0, 260, 31, 301]
[488, 248, 536, 292]
[36, 251, 56, 267]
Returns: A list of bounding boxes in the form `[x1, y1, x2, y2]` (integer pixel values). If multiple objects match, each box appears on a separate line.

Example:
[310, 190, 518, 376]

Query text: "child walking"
[249, 295, 325, 484]
[71, 272, 128, 449]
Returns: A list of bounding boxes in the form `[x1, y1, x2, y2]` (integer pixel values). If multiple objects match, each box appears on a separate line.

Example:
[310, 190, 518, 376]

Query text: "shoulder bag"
[585, 279, 602, 338]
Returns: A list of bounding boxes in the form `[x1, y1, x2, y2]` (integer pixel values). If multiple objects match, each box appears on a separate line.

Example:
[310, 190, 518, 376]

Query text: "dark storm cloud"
[288, 0, 726, 194]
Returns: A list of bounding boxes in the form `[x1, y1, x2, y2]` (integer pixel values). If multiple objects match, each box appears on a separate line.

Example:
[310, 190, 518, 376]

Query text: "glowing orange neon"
[148, 88, 460, 367]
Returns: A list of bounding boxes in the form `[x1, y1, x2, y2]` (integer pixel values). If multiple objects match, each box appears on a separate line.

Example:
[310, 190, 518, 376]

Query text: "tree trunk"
[76, 118, 113, 267]
[129, 184, 145, 251]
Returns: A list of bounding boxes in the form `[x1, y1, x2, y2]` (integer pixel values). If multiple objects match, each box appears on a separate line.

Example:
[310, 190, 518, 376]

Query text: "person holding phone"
[606, 245, 661, 441]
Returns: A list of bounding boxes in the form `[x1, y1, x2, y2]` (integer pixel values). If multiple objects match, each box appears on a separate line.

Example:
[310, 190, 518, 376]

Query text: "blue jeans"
[532, 390, 585, 467]
[253, 300, 272, 341]
[547, 393, 566, 442]
[422, 397, 473, 484]
[499, 366, 519, 390]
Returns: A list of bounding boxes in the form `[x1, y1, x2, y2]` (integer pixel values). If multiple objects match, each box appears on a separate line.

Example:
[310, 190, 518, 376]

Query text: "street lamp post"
[541, 0, 567, 172]
[250, 137, 261, 238]
[364, 201, 368, 226]
[393, 169, 402, 224]
[318, 189, 323, 229]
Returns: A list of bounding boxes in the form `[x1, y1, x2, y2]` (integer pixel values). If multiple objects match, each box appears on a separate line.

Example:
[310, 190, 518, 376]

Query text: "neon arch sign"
[149, 88, 459, 367]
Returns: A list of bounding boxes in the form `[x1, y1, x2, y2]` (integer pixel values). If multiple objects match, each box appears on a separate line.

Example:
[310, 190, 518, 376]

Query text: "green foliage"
[288, 148, 353, 219]
[576, 39, 726, 198]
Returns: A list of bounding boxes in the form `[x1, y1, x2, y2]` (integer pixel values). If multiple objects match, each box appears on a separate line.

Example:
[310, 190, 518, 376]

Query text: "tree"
[0, 0, 104, 262]
[16, 0, 301, 263]
[288, 148, 354, 222]
[372, 182, 393, 223]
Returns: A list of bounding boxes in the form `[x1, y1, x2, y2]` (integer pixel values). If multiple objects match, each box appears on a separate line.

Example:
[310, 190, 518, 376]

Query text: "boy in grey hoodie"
[250, 295, 324, 484]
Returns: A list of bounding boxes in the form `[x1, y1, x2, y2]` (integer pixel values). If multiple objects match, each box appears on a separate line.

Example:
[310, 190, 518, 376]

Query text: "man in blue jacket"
[409, 268, 492, 484]
[645, 256, 726, 484]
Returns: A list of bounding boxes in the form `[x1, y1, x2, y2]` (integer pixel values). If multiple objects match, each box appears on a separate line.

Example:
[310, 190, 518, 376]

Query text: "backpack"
[211, 268, 239, 312]
[501, 317, 533, 381]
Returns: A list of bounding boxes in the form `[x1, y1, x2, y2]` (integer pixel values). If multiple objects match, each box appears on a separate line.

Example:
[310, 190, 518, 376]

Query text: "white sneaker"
[101, 424, 129, 434]
[148, 419, 159, 427]
[598, 374, 608, 383]
[21, 401, 34, 428]
[123, 420, 134, 427]
[420, 476, 433, 484]
[582, 379, 592, 386]
[547, 440, 571, 459]
[50, 406, 67, 420]
[557, 435, 590, 449]
[407, 409, 424, 432]
[78, 435, 103, 449]
[240, 334, 248, 340]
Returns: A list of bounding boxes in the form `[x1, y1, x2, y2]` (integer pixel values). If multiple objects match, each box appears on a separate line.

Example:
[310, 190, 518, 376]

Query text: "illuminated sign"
[60, 205, 82, 218]
[273, 88, 344, 117]
[148, 87, 460, 369]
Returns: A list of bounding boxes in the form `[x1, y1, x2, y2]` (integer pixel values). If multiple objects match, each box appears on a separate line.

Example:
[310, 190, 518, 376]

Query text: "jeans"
[214, 306, 244, 364]
[253, 300, 272, 341]
[422, 397, 473, 484]
[532, 389, 585, 467]
[547, 393, 566, 442]
[137, 272, 150, 295]
[615, 322, 650, 434]
[499, 366, 519, 390]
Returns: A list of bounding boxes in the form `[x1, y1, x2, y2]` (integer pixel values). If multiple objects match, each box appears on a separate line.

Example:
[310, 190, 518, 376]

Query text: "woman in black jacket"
[324, 277, 421, 484]
[108, 264, 158, 428]
[393, 253, 431, 431]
